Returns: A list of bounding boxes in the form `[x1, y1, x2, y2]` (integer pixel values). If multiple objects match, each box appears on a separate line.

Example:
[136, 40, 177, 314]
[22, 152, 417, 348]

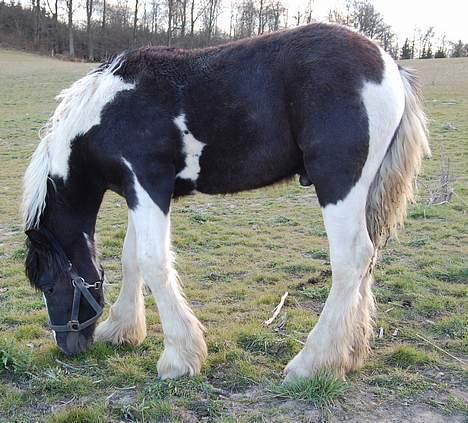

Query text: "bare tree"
[167, 0, 174, 46]
[46, 0, 58, 55]
[32, 0, 41, 49]
[202, 0, 221, 41]
[66, 0, 74, 56]
[102, 0, 107, 28]
[257, 0, 264, 34]
[133, 0, 139, 43]
[151, 0, 160, 33]
[86, 0, 95, 60]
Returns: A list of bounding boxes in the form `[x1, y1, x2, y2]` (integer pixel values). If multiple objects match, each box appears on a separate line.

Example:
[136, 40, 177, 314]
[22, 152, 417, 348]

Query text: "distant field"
[0, 49, 466, 422]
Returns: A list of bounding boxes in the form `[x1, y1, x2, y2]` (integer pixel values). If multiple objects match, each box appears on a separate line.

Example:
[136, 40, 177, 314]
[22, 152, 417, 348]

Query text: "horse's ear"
[25, 229, 50, 248]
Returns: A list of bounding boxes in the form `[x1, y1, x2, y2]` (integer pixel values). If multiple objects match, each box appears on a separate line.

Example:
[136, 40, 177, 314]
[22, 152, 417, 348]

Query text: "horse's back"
[102, 24, 396, 199]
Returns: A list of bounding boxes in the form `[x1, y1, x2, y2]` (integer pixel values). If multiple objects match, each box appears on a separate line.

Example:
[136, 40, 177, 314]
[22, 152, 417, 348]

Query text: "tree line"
[0, 0, 466, 61]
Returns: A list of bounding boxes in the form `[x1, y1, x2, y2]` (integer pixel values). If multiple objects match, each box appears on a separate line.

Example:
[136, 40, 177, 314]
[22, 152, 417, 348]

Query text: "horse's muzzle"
[56, 331, 93, 356]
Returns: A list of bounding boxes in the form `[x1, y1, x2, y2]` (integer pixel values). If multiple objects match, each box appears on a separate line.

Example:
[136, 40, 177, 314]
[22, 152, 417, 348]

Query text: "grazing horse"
[23, 24, 429, 381]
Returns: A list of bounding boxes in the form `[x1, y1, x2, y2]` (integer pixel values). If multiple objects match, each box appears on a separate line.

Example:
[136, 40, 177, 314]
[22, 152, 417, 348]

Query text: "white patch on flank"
[22, 55, 135, 229]
[359, 49, 405, 187]
[121, 157, 207, 379]
[285, 48, 406, 381]
[42, 294, 57, 342]
[173, 113, 206, 181]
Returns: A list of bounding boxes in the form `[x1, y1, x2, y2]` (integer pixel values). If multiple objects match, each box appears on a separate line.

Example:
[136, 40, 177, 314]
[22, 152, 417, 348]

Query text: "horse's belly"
[193, 141, 302, 195]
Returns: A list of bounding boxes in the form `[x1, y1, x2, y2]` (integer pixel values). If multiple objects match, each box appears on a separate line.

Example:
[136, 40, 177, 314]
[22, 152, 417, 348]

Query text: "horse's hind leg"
[123, 160, 207, 379]
[95, 211, 147, 345]
[285, 184, 375, 380]
[285, 58, 404, 380]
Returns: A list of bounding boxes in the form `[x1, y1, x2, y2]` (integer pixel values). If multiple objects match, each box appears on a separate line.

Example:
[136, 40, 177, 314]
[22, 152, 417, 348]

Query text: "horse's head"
[25, 227, 104, 355]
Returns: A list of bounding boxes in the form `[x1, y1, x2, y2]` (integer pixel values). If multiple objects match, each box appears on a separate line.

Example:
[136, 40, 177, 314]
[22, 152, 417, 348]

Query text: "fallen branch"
[264, 292, 288, 326]
[414, 333, 467, 367]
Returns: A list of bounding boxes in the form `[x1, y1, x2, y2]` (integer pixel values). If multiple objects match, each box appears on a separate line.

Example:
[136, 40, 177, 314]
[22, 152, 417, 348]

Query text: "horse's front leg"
[123, 160, 207, 379]
[95, 211, 147, 346]
[285, 184, 375, 380]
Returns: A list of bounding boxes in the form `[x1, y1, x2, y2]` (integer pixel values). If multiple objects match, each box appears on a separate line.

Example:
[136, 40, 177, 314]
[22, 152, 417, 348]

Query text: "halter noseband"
[49, 271, 103, 333]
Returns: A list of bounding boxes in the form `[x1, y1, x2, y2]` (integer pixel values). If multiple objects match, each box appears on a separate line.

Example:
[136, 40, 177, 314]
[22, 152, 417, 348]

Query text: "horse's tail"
[366, 66, 431, 249]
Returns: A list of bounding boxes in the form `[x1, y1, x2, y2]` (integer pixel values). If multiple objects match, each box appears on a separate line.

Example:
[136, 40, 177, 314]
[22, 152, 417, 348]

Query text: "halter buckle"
[67, 320, 80, 331]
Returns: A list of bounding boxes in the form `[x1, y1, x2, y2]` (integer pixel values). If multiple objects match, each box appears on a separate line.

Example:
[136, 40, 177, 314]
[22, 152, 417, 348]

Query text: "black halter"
[49, 270, 103, 332]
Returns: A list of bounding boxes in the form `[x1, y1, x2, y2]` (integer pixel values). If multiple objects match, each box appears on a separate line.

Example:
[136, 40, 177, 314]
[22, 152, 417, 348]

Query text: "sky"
[220, 0, 468, 44]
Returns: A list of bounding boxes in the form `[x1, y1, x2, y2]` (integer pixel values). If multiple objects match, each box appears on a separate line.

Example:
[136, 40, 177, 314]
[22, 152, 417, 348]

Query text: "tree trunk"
[67, 0, 74, 57]
[133, 0, 139, 44]
[180, 0, 187, 37]
[167, 0, 173, 46]
[102, 0, 106, 29]
[257, 0, 263, 35]
[87, 0, 94, 60]
[33, 0, 41, 50]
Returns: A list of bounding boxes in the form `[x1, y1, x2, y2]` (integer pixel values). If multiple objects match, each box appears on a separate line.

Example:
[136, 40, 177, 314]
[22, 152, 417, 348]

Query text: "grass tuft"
[0, 338, 32, 375]
[119, 399, 176, 423]
[145, 377, 211, 401]
[236, 328, 297, 359]
[269, 373, 346, 408]
[433, 316, 467, 339]
[46, 405, 106, 423]
[385, 345, 434, 367]
[301, 286, 330, 302]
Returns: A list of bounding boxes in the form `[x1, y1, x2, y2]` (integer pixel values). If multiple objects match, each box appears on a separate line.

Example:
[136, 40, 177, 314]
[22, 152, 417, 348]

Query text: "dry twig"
[264, 291, 288, 326]
[414, 333, 467, 367]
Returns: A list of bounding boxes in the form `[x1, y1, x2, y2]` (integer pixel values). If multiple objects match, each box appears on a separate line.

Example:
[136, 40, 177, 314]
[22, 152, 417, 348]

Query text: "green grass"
[0, 50, 467, 421]
[45, 405, 106, 423]
[385, 345, 434, 367]
[269, 373, 346, 408]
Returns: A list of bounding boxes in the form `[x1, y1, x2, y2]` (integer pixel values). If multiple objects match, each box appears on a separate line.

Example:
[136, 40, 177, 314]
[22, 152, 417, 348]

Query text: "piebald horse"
[23, 24, 429, 381]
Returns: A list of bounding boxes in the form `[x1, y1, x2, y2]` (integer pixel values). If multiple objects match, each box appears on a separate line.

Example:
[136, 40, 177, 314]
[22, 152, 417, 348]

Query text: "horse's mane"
[22, 54, 130, 230]
[25, 228, 71, 289]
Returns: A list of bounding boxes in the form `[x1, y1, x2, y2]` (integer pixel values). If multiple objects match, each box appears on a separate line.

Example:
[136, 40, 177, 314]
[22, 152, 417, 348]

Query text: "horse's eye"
[44, 286, 55, 295]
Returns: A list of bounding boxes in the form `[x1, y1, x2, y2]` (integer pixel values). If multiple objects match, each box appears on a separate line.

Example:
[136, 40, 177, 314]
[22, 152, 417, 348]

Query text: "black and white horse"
[23, 24, 429, 381]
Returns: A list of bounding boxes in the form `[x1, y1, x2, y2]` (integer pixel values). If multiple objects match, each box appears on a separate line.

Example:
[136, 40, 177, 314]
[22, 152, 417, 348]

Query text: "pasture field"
[0, 49, 467, 422]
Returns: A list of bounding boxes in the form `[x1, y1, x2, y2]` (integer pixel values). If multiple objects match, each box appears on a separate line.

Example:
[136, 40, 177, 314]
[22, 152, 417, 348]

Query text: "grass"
[385, 345, 434, 368]
[0, 50, 467, 421]
[269, 373, 346, 408]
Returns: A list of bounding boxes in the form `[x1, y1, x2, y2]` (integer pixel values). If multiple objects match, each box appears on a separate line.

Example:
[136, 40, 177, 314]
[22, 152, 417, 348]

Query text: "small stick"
[55, 359, 82, 371]
[264, 292, 288, 326]
[281, 333, 305, 345]
[414, 333, 467, 366]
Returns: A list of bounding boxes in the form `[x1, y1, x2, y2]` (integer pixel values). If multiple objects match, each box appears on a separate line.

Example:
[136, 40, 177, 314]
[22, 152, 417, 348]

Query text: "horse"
[22, 23, 429, 382]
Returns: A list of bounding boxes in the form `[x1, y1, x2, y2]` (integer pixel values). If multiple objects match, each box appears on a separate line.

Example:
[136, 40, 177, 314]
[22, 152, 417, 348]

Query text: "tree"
[434, 47, 447, 58]
[328, 0, 396, 56]
[65, 0, 74, 56]
[400, 38, 412, 60]
[450, 40, 468, 57]
[202, 0, 221, 42]
[418, 27, 434, 59]
[86, 0, 95, 60]
[32, 0, 41, 49]
[46, 0, 59, 55]
[133, 0, 139, 43]
[167, 0, 174, 46]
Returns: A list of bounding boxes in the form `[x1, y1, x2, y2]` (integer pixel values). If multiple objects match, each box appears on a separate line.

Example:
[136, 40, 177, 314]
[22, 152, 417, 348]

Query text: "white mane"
[22, 55, 135, 229]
